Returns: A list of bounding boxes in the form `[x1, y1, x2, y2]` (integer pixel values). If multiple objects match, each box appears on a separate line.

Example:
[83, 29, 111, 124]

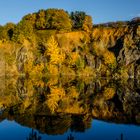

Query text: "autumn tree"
[0, 25, 4, 40]
[45, 9, 72, 31]
[103, 87, 115, 100]
[22, 13, 36, 28]
[0, 23, 15, 40]
[82, 15, 93, 33]
[46, 87, 65, 113]
[103, 51, 116, 69]
[44, 36, 65, 74]
[12, 20, 35, 43]
[21, 9, 72, 31]
[35, 9, 46, 29]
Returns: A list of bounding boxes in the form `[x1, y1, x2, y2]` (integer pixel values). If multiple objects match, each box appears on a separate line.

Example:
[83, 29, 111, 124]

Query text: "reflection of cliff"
[92, 80, 140, 124]
[0, 77, 139, 135]
[0, 109, 91, 135]
[26, 129, 42, 140]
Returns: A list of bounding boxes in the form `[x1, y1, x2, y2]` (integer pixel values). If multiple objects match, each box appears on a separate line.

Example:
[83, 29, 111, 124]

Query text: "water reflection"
[0, 76, 139, 137]
[116, 133, 125, 140]
[67, 134, 75, 140]
[26, 129, 41, 140]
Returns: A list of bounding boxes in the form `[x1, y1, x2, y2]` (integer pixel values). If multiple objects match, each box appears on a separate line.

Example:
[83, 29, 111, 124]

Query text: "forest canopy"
[0, 8, 93, 42]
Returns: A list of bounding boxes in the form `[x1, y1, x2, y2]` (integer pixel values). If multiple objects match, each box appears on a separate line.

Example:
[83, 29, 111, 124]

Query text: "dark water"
[0, 76, 140, 140]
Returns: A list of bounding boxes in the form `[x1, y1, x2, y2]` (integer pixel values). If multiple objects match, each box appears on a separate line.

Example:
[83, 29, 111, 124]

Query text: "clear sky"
[0, 0, 140, 25]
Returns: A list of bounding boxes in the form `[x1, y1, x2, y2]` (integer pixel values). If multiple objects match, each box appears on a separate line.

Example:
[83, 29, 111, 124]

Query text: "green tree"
[70, 11, 86, 29]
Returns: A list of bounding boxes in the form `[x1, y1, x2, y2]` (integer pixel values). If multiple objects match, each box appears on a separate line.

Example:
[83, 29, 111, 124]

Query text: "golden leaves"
[69, 52, 80, 65]
[103, 87, 115, 100]
[103, 51, 116, 69]
[45, 36, 65, 65]
[46, 87, 65, 113]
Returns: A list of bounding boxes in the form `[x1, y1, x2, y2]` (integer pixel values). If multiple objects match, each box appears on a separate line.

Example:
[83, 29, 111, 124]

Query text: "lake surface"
[0, 76, 140, 140]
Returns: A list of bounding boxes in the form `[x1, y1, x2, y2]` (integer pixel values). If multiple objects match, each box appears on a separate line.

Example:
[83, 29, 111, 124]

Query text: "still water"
[0, 76, 139, 140]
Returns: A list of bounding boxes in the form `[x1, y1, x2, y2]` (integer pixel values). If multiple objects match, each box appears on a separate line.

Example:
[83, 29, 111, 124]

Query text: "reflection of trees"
[116, 133, 124, 140]
[92, 79, 140, 124]
[35, 114, 72, 135]
[0, 77, 140, 135]
[71, 114, 92, 132]
[16, 77, 27, 100]
[67, 134, 75, 140]
[26, 129, 41, 140]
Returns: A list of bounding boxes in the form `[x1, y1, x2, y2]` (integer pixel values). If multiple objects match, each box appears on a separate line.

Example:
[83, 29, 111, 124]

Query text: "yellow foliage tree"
[30, 63, 44, 78]
[82, 15, 93, 34]
[46, 87, 65, 113]
[45, 36, 65, 74]
[45, 36, 65, 65]
[103, 87, 115, 100]
[103, 51, 116, 69]
[69, 52, 80, 66]
[47, 64, 58, 75]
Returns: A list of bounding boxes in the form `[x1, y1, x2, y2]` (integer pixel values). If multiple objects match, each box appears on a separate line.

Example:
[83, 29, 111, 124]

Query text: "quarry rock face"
[0, 17, 140, 78]
[91, 21, 140, 78]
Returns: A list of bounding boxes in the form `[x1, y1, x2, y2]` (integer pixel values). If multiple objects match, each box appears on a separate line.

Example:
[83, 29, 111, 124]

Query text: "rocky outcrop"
[92, 22, 140, 78]
[0, 19, 140, 78]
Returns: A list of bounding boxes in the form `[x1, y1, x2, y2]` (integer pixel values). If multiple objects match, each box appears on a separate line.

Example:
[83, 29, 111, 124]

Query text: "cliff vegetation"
[0, 9, 140, 79]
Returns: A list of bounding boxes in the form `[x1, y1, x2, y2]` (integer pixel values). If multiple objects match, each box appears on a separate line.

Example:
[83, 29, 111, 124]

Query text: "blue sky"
[0, 0, 140, 25]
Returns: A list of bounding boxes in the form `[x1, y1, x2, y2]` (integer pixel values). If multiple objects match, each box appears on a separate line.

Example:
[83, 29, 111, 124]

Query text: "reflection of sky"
[0, 120, 31, 140]
[76, 120, 140, 140]
[0, 119, 140, 140]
